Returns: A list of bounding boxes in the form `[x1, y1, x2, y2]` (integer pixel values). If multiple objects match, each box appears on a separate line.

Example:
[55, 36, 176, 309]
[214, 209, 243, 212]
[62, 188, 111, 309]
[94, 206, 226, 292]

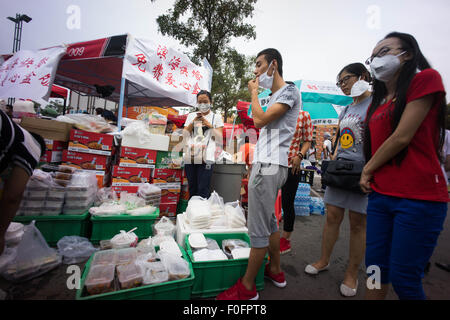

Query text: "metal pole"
[12, 16, 17, 52]
[17, 18, 23, 51]
[117, 77, 126, 131]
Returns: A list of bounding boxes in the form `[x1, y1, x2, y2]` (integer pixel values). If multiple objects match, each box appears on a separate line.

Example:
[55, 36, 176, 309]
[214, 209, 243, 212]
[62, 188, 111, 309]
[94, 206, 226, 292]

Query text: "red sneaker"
[280, 237, 291, 255]
[216, 278, 259, 300]
[264, 264, 287, 288]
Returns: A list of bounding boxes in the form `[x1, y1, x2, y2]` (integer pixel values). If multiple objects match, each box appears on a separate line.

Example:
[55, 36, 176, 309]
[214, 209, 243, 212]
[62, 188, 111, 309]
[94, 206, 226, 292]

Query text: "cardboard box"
[96, 172, 111, 189]
[153, 183, 181, 203]
[159, 203, 178, 217]
[152, 168, 183, 183]
[168, 133, 185, 152]
[62, 150, 110, 172]
[119, 147, 157, 168]
[68, 129, 114, 156]
[112, 166, 151, 186]
[156, 151, 183, 169]
[112, 185, 140, 197]
[20, 117, 74, 141]
[40, 150, 62, 163]
[44, 139, 68, 151]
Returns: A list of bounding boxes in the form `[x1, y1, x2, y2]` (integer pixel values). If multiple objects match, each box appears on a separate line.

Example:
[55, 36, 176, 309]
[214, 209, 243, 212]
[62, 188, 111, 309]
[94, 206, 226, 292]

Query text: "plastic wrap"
[1, 221, 61, 282]
[222, 239, 249, 259]
[56, 236, 98, 264]
[153, 216, 175, 237]
[224, 201, 246, 228]
[157, 251, 190, 280]
[110, 230, 138, 249]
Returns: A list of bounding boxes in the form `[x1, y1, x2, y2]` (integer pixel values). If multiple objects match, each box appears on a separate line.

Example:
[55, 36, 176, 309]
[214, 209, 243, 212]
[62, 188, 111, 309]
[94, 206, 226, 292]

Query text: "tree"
[155, 0, 258, 119]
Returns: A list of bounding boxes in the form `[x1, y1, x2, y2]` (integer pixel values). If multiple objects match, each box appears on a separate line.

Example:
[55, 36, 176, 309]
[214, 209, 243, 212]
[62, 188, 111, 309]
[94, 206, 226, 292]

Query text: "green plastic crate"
[13, 211, 91, 246]
[185, 232, 267, 298]
[176, 199, 188, 214]
[76, 245, 194, 300]
[90, 209, 159, 244]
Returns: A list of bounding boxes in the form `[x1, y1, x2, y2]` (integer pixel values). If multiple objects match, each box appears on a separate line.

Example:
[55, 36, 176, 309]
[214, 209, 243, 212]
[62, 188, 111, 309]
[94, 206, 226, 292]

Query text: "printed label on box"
[62, 150, 110, 171]
[68, 129, 113, 155]
[159, 203, 177, 217]
[112, 185, 140, 197]
[119, 147, 157, 168]
[112, 166, 151, 185]
[152, 168, 183, 183]
[40, 150, 62, 163]
[44, 139, 67, 151]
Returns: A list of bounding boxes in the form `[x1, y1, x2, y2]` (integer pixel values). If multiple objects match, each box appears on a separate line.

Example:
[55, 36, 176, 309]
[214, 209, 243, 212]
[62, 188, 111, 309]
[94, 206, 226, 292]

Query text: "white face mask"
[370, 51, 406, 82]
[258, 62, 275, 89]
[349, 77, 370, 97]
[197, 103, 211, 113]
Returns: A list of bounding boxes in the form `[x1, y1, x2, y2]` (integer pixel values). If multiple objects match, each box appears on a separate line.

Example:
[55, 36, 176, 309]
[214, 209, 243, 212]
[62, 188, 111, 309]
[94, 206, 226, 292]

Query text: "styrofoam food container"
[188, 233, 208, 248]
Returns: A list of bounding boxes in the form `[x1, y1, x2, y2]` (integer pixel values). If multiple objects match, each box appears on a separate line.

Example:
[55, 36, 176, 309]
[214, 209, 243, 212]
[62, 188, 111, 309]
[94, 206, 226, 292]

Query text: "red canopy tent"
[50, 84, 69, 99]
[167, 113, 188, 128]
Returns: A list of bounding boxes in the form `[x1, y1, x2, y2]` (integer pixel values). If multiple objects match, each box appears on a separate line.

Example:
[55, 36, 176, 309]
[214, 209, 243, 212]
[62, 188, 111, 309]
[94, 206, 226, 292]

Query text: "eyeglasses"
[336, 75, 357, 88]
[365, 46, 403, 65]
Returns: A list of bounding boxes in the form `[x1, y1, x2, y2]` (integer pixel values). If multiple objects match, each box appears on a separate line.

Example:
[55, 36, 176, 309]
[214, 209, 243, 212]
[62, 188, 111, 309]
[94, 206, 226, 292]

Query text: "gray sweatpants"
[247, 162, 288, 248]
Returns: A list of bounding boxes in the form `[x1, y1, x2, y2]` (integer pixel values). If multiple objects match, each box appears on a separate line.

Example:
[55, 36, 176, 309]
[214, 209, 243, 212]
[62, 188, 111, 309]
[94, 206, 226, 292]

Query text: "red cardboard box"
[159, 203, 178, 217]
[68, 129, 114, 156]
[112, 185, 140, 197]
[152, 168, 183, 184]
[62, 150, 111, 171]
[40, 150, 62, 163]
[119, 147, 157, 168]
[96, 172, 111, 189]
[44, 139, 67, 151]
[112, 166, 151, 185]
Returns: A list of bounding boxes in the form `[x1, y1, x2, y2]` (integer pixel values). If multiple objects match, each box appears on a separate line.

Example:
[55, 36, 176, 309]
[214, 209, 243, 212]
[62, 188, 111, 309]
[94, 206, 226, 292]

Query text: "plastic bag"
[89, 203, 126, 216]
[193, 248, 228, 262]
[121, 120, 156, 146]
[136, 237, 156, 257]
[57, 236, 98, 264]
[157, 251, 190, 280]
[56, 114, 115, 133]
[110, 229, 138, 249]
[224, 201, 246, 228]
[208, 191, 225, 217]
[222, 239, 249, 259]
[152, 234, 175, 247]
[154, 216, 175, 237]
[1, 221, 61, 282]
[185, 196, 211, 229]
[119, 192, 146, 211]
[95, 187, 118, 206]
[126, 205, 157, 216]
[138, 183, 161, 198]
[142, 262, 168, 285]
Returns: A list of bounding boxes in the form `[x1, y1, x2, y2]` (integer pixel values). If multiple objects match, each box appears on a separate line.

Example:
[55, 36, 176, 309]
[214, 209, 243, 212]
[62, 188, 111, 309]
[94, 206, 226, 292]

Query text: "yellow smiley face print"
[340, 128, 354, 149]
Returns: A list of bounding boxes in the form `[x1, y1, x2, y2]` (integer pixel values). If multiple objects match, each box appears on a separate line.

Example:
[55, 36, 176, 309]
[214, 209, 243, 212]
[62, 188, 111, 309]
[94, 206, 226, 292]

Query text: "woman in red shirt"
[361, 32, 448, 300]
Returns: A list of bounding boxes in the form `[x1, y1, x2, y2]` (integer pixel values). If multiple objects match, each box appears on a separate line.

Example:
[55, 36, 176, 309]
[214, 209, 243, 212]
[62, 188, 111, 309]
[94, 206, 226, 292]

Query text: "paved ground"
[1, 175, 449, 300]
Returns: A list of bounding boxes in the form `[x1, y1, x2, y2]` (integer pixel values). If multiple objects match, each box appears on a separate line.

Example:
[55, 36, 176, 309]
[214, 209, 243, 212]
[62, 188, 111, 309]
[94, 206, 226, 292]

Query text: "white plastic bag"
[89, 203, 126, 216]
[222, 239, 249, 259]
[95, 187, 118, 206]
[157, 251, 190, 280]
[126, 205, 157, 216]
[208, 191, 225, 217]
[110, 229, 138, 249]
[224, 201, 246, 228]
[119, 192, 146, 211]
[154, 217, 175, 237]
[57, 236, 98, 264]
[1, 221, 61, 282]
[186, 196, 211, 229]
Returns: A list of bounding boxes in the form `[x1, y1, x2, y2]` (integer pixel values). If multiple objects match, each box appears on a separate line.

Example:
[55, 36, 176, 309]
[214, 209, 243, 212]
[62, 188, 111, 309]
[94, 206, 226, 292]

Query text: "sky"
[1, 0, 450, 95]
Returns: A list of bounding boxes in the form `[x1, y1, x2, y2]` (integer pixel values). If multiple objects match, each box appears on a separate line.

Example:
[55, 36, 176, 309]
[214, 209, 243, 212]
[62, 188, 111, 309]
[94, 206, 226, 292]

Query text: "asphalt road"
[1, 176, 449, 300]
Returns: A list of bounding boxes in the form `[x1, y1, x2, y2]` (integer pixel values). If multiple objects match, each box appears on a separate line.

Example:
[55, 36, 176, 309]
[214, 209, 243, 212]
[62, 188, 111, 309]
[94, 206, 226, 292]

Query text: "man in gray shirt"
[217, 48, 300, 300]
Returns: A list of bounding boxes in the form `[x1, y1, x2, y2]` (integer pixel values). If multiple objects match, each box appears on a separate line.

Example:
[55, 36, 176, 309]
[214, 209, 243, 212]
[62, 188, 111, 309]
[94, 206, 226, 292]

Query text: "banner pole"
[117, 77, 126, 132]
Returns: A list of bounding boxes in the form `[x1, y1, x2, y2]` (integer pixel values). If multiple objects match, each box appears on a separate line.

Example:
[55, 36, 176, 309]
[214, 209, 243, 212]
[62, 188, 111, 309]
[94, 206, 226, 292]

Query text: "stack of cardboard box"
[62, 129, 115, 189]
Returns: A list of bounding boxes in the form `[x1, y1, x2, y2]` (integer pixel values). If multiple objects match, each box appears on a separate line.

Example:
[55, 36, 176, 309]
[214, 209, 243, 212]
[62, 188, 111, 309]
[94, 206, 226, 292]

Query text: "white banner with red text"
[123, 35, 212, 107]
[0, 46, 67, 102]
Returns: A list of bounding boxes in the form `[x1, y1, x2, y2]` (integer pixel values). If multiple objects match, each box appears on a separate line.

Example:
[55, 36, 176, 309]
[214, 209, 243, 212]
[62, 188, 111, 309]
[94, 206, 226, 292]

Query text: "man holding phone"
[217, 48, 301, 300]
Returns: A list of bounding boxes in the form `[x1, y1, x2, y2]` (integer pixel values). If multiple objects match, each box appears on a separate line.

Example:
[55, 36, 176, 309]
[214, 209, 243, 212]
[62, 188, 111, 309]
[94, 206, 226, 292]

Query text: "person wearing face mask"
[360, 32, 448, 300]
[183, 90, 224, 199]
[217, 48, 301, 300]
[305, 63, 372, 297]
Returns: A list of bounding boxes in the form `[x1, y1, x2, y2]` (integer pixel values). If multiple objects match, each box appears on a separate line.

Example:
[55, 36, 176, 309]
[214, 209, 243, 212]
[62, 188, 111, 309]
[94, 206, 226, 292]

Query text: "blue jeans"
[365, 191, 447, 300]
[184, 163, 214, 199]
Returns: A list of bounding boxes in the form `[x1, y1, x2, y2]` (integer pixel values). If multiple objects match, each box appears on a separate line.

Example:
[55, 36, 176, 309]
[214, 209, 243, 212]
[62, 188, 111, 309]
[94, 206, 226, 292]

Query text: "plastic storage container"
[92, 249, 118, 267]
[116, 248, 138, 266]
[117, 263, 143, 290]
[84, 264, 116, 295]
[76, 245, 194, 300]
[185, 232, 267, 298]
[90, 209, 159, 244]
[13, 210, 91, 246]
[46, 186, 66, 201]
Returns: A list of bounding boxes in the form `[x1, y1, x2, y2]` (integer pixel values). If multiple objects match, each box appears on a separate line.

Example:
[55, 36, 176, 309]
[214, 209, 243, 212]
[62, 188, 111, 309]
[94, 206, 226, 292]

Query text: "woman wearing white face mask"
[305, 63, 372, 297]
[183, 90, 224, 199]
[361, 32, 448, 300]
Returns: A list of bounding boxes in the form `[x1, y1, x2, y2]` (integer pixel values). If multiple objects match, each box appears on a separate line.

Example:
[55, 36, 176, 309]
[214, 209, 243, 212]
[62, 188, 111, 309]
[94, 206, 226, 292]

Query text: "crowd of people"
[0, 31, 449, 300]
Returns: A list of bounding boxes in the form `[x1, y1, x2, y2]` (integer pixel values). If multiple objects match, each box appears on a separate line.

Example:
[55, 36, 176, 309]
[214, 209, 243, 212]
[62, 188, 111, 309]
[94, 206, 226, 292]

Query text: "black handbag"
[322, 160, 365, 194]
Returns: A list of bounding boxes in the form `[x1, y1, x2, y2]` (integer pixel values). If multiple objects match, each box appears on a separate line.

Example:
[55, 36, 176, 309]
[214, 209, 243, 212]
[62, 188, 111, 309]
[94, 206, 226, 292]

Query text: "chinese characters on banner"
[0, 46, 67, 101]
[123, 36, 212, 107]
